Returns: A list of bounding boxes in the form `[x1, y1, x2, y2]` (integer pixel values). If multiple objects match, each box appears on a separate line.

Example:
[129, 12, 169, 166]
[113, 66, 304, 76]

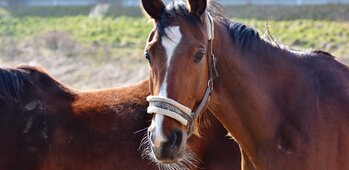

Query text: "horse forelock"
[156, 0, 221, 38]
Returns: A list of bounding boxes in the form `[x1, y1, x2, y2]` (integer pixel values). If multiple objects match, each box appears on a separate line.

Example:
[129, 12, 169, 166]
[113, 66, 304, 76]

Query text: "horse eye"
[194, 50, 205, 63]
[144, 50, 151, 64]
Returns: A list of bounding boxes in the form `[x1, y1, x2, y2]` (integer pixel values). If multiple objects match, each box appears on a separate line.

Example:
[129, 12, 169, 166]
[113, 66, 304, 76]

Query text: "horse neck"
[208, 20, 308, 166]
[72, 80, 150, 133]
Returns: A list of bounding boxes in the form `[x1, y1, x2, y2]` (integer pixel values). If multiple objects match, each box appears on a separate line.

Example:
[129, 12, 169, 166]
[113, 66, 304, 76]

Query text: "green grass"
[0, 16, 151, 48]
[0, 16, 347, 58]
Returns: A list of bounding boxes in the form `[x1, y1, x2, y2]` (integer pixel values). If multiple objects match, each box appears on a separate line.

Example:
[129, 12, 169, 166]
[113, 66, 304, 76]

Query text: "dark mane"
[0, 67, 33, 102]
[0, 65, 71, 103]
[209, 1, 262, 52]
[157, 0, 261, 51]
[220, 18, 261, 51]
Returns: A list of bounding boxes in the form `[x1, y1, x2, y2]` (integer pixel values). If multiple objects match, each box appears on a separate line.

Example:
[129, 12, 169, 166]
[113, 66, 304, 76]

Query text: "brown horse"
[0, 65, 240, 170]
[141, 0, 349, 169]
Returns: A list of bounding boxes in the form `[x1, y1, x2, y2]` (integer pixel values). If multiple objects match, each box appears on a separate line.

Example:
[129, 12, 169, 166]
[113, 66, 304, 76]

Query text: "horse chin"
[155, 156, 182, 164]
[152, 147, 185, 163]
[140, 134, 198, 169]
[152, 149, 198, 170]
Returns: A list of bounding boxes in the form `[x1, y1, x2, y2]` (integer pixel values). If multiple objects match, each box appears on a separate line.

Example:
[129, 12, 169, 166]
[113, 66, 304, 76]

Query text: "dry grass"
[0, 31, 148, 90]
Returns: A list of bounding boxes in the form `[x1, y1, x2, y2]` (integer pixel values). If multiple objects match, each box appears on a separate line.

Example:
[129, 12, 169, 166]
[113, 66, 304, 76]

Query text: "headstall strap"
[147, 11, 218, 136]
[206, 12, 218, 81]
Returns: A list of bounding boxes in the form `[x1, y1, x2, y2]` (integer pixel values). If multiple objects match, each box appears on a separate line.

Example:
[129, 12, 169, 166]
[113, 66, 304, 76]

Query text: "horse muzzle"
[148, 128, 186, 163]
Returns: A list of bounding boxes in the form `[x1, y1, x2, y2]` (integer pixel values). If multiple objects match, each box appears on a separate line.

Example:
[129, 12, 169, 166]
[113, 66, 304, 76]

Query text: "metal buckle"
[208, 79, 213, 91]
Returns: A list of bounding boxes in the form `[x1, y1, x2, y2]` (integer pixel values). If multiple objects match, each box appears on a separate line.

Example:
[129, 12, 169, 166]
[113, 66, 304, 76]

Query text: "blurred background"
[0, 0, 348, 89]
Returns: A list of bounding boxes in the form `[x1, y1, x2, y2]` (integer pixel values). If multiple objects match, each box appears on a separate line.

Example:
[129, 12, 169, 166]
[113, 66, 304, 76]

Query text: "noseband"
[147, 12, 218, 136]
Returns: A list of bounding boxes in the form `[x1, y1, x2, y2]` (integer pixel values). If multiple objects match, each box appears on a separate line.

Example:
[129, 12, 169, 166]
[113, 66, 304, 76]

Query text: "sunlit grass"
[0, 16, 347, 58]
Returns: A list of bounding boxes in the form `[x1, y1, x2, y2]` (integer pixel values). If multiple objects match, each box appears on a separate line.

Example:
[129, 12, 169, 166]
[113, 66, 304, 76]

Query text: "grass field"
[1, 17, 347, 57]
[0, 5, 348, 89]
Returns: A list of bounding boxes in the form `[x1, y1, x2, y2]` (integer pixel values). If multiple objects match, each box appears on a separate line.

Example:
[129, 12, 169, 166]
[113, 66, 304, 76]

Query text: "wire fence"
[1, 0, 349, 6]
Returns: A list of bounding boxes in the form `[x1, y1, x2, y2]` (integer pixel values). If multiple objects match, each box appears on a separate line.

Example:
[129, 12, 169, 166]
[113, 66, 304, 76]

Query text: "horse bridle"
[147, 12, 218, 136]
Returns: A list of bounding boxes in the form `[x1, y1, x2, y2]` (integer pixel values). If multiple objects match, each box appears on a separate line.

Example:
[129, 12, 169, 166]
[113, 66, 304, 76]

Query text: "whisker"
[134, 127, 148, 134]
[138, 132, 200, 170]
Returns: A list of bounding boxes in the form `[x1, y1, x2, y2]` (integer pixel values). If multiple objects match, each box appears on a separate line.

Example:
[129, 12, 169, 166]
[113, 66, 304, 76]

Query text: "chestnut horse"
[141, 0, 349, 169]
[0, 65, 240, 170]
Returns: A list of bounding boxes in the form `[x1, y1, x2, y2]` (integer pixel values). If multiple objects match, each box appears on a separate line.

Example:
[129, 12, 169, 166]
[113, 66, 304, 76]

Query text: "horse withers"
[0, 65, 240, 170]
[141, 0, 349, 169]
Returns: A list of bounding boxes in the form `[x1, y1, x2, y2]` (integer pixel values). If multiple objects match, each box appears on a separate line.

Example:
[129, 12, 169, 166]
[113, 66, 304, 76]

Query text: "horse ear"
[188, 0, 207, 17]
[141, 0, 165, 20]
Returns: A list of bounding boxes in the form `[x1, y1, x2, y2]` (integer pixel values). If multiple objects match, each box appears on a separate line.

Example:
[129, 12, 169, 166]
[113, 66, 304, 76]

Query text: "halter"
[147, 12, 218, 136]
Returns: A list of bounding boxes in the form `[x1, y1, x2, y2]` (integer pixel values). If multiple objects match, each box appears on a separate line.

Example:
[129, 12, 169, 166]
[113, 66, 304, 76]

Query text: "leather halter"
[147, 12, 218, 136]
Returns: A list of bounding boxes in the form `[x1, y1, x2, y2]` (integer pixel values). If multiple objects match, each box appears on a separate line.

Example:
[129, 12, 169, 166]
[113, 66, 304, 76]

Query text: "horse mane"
[0, 66, 34, 102]
[0, 65, 72, 103]
[214, 6, 337, 58]
[219, 18, 262, 51]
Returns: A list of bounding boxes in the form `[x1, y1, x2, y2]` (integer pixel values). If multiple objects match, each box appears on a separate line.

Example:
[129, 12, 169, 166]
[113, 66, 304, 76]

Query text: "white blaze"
[158, 26, 182, 97]
[150, 26, 182, 147]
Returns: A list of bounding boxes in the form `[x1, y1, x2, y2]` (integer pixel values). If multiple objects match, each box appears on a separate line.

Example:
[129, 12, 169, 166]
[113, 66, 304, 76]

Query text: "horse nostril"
[170, 132, 177, 147]
[168, 130, 183, 148]
[149, 131, 156, 146]
[174, 131, 183, 147]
